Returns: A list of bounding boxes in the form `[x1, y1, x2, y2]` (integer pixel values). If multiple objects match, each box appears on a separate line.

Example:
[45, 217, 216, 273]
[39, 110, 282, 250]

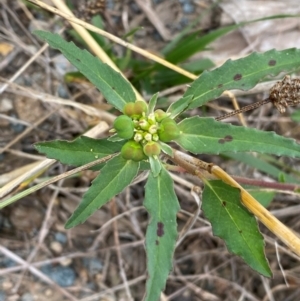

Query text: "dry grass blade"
[26, 0, 196, 80]
[0, 246, 79, 301]
[0, 122, 109, 199]
[211, 166, 300, 258]
[169, 149, 300, 258]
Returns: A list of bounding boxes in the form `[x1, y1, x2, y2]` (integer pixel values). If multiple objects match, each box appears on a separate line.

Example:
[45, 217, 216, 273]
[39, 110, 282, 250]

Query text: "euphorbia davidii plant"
[30, 30, 300, 301]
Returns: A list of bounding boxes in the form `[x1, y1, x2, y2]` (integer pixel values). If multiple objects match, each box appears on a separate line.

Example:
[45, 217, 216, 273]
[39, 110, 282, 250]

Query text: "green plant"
[12, 30, 300, 300]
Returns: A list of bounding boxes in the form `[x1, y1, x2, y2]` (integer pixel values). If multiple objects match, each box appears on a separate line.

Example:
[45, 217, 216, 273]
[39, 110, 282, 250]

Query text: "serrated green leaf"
[65, 154, 139, 228]
[184, 48, 300, 110]
[35, 136, 124, 167]
[144, 166, 180, 301]
[203, 180, 271, 277]
[34, 30, 135, 111]
[176, 117, 300, 158]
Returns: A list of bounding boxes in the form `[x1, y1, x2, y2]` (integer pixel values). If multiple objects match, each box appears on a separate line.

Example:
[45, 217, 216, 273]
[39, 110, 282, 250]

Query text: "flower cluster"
[112, 101, 180, 161]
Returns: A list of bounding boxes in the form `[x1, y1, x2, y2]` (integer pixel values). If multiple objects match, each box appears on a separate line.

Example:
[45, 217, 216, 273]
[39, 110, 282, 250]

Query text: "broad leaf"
[183, 48, 300, 110]
[176, 117, 300, 158]
[144, 167, 180, 301]
[65, 154, 139, 228]
[35, 136, 124, 167]
[34, 31, 136, 111]
[203, 180, 271, 277]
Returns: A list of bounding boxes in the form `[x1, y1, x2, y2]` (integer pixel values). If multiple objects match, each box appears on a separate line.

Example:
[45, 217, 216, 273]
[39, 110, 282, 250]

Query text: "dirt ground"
[1, 0, 300, 300]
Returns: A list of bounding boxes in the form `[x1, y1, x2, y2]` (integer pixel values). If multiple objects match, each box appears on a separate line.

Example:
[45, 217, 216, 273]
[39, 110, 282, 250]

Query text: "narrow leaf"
[159, 142, 173, 157]
[149, 157, 162, 177]
[144, 166, 180, 301]
[65, 155, 139, 228]
[35, 136, 124, 167]
[225, 153, 298, 184]
[176, 117, 300, 158]
[203, 180, 271, 277]
[148, 93, 159, 115]
[184, 48, 300, 110]
[34, 31, 136, 111]
[167, 95, 193, 119]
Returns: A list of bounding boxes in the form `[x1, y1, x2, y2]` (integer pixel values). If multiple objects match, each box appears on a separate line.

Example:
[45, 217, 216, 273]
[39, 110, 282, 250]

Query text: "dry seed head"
[269, 75, 300, 113]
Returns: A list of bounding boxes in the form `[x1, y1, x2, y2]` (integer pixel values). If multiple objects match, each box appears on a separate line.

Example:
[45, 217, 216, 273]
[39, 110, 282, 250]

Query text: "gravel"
[40, 265, 76, 287]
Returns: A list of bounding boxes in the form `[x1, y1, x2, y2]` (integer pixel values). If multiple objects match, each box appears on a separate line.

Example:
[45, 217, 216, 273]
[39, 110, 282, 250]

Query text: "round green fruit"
[121, 141, 146, 161]
[133, 101, 148, 116]
[143, 141, 161, 157]
[158, 118, 180, 142]
[123, 102, 135, 117]
[154, 109, 168, 122]
[113, 115, 135, 139]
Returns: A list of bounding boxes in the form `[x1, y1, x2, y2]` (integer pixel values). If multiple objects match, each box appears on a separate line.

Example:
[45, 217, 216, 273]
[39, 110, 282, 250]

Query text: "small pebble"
[52, 54, 74, 76]
[2, 280, 13, 290]
[10, 117, 25, 133]
[60, 258, 72, 267]
[0, 98, 13, 112]
[83, 258, 103, 275]
[57, 84, 69, 99]
[50, 241, 63, 254]
[106, 0, 114, 9]
[182, 2, 195, 14]
[21, 292, 34, 301]
[44, 289, 53, 297]
[0, 292, 6, 301]
[41, 265, 76, 287]
[130, 3, 140, 13]
[1, 257, 16, 268]
[54, 232, 67, 244]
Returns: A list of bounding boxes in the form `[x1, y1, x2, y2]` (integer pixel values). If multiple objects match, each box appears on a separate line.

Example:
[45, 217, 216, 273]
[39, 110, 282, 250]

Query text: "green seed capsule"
[113, 115, 135, 139]
[158, 118, 180, 142]
[121, 141, 146, 161]
[154, 109, 168, 122]
[143, 141, 161, 157]
[133, 101, 148, 116]
[123, 102, 135, 117]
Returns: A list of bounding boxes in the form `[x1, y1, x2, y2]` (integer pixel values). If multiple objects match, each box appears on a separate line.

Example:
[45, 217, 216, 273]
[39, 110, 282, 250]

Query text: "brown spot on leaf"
[218, 135, 233, 144]
[155, 240, 159, 245]
[217, 83, 223, 88]
[157, 222, 164, 237]
[268, 59, 276, 66]
[239, 230, 243, 234]
[222, 201, 226, 207]
[233, 74, 242, 81]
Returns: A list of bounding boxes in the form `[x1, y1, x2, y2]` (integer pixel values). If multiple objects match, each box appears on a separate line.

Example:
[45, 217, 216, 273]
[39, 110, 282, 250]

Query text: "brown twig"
[215, 98, 271, 121]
